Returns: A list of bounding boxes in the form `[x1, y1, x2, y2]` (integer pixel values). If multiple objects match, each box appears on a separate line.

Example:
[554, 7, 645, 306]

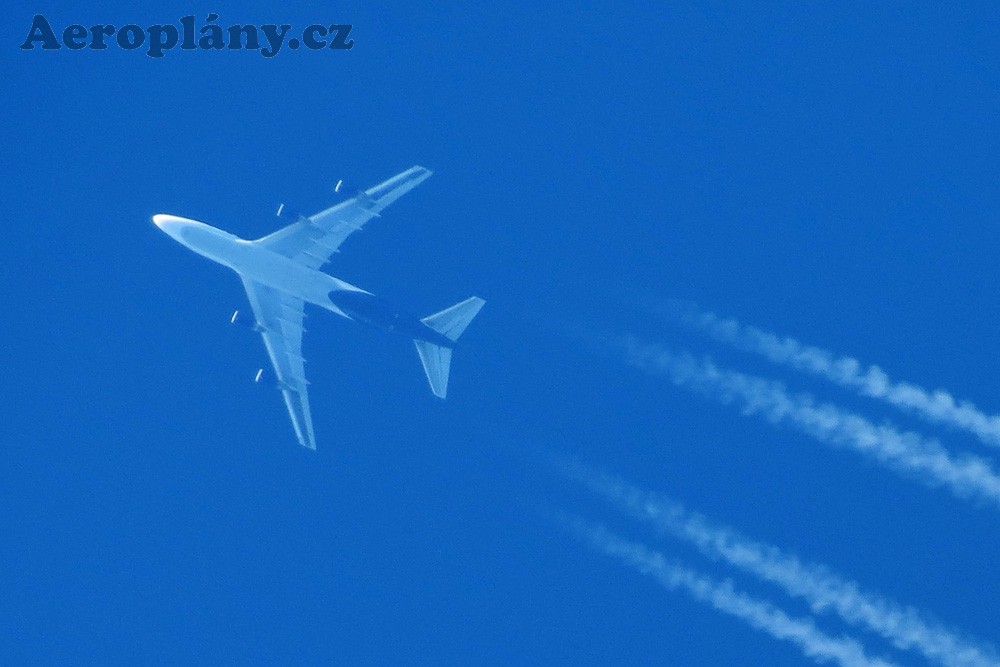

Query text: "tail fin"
[414, 297, 485, 398]
[420, 296, 486, 342]
[414, 340, 454, 399]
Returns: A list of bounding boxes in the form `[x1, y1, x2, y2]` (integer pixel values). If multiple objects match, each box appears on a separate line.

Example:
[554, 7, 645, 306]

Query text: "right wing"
[256, 165, 433, 271]
[240, 277, 316, 450]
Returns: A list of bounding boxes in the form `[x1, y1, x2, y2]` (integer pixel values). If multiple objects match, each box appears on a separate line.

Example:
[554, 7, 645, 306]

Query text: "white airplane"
[153, 166, 485, 450]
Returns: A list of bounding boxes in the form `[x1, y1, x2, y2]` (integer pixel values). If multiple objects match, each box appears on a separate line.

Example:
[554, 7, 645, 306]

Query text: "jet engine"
[276, 203, 307, 222]
[229, 309, 262, 332]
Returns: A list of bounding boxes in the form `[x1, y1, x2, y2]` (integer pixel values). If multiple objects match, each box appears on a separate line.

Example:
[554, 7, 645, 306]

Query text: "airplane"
[153, 165, 485, 450]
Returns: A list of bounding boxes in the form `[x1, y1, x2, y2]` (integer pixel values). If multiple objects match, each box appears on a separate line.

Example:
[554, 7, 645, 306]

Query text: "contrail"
[563, 517, 898, 667]
[561, 461, 1000, 667]
[663, 303, 1000, 449]
[617, 336, 1000, 509]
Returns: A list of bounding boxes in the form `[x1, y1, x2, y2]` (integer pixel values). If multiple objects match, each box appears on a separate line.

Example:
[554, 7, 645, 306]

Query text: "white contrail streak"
[617, 336, 1000, 509]
[562, 461, 1000, 667]
[564, 517, 898, 667]
[665, 304, 1000, 449]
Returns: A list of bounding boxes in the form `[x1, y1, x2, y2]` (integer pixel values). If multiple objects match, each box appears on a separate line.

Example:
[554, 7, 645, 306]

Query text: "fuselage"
[153, 214, 454, 348]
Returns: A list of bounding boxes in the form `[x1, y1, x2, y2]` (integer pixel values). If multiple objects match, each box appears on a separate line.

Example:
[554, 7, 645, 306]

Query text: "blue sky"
[4, 2, 1000, 664]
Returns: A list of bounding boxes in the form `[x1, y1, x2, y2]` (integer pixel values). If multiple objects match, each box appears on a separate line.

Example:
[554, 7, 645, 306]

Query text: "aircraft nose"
[152, 214, 188, 240]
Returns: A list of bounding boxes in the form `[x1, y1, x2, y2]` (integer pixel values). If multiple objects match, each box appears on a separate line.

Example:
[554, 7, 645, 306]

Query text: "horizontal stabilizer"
[414, 296, 484, 399]
[414, 340, 453, 399]
[421, 296, 486, 342]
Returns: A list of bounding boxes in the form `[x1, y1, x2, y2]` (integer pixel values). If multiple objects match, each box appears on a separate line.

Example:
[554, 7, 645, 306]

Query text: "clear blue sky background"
[3, 2, 1000, 664]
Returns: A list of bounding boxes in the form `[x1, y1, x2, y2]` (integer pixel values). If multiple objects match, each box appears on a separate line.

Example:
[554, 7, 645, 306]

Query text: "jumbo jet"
[153, 166, 484, 450]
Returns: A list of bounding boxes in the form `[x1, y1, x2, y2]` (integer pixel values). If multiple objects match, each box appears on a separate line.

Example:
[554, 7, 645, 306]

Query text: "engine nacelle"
[276, 203, 307, 222]
[230, 309, 263, 332]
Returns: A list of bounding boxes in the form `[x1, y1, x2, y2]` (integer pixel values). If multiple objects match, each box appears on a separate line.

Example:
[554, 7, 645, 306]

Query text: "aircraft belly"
[234, 246, 359, 318]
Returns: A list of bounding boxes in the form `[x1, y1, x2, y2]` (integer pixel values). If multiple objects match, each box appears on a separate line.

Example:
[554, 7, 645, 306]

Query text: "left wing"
[256, 165, 433, 271]
[240, 277, 316, 450]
